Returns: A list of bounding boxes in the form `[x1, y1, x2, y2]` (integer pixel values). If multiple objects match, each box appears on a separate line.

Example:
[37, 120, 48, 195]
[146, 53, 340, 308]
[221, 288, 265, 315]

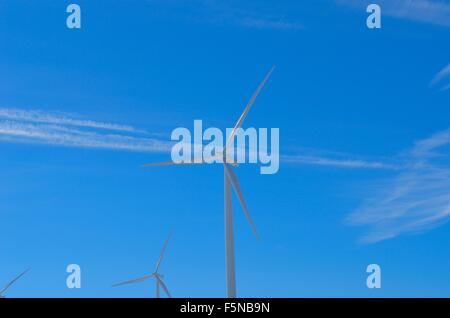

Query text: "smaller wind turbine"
[0, 268, 30, 298]
[113, 233, 172, 298]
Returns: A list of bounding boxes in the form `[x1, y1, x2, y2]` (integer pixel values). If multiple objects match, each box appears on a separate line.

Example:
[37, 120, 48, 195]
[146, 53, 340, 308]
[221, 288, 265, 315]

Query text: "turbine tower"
[144, 67, 275, 297]
[113, 232, 172, 298]
[0, 268, 30, 298]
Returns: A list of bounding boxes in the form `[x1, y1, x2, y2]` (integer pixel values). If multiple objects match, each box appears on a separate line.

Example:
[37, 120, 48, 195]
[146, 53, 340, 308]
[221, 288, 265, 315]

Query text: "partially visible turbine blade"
[226, 66, 275, 149]
[224, 164, 259, 240]
[143, 160, 195, 167]
[143, 155, 222, 167]
[112, 274, 153, 287]
[0, 268, 30, 296]
[155, 231, 172, 273]
[155, 276, 172, 298]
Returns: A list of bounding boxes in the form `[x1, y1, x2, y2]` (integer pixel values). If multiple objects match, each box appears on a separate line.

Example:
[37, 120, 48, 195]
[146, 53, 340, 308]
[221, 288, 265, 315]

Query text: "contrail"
[0, 108, 142, 132]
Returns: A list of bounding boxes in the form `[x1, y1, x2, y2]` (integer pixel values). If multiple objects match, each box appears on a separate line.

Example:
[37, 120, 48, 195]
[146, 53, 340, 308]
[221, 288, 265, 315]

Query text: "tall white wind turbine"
[113, 233, 172, 298]
[0, 268, 30, 298]
[144, 67, 275, 297]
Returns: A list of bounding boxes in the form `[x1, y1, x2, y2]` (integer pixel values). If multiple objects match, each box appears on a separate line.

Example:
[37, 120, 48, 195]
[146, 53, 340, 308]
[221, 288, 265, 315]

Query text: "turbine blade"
[112, 274, 153, 287]
[155, 231, 172, 273]
[226, 66, 275, 149]
[155, 276, 172, 298]
[143, 160, 195, 167]
[143, 155, 222, 167]
[0, 268, 30, 296]
[224, 164, 259, 240]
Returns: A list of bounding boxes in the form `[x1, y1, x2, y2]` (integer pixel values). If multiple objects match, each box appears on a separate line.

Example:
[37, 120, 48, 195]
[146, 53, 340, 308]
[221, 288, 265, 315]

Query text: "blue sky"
[1, 0, 450, 297]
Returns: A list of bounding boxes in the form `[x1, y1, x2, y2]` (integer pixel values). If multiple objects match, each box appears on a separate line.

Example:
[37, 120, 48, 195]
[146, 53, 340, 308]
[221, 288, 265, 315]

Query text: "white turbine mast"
[0, 268, 30, 298]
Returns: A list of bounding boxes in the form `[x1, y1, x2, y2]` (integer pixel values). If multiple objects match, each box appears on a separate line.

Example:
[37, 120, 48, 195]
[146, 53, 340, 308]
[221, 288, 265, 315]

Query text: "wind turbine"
[144, 66, 275, 298]
[0, 268, 30, 298]
[112, 233, 172, 298]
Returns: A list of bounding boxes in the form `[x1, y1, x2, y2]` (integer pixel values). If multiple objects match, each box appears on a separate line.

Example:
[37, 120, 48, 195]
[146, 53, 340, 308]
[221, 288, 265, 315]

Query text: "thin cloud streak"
[430, 63, 450, 86]
[0, 109, 171, 153]
[441, 83, 450, 91]
[147, 0, 304, 31]
[0, 108, 143, 133]
[233, 16, 304, 30]
[0, 108, 396, 170]
[348, 128, 450, 243]
[282, 154, 397, 170]
[430, 63, 450, 91]
[0, 121, 171, 153]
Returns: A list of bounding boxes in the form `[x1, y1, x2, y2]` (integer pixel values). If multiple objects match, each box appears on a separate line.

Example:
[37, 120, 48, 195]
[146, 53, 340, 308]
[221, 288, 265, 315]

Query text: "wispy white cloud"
[147, 0, 304, 30]
[282, 154, 397, 170]
[0, 108, 172, 153]
[430, 63, 450, 91]
[230, 16, 304, 30]
[0, 108, 142, 133]
[412, 127, 450, 156]
[336, 0, 450, 27]
[430, 63, 450, 85]
[0, 108, 396, 171]
[348, 128, 450, 243]
[441, 83, 450, 91]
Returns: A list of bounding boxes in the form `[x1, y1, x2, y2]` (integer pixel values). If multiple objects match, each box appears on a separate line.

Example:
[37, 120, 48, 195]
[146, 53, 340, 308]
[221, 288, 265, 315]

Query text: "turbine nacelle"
[218, 151, 240, 167]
